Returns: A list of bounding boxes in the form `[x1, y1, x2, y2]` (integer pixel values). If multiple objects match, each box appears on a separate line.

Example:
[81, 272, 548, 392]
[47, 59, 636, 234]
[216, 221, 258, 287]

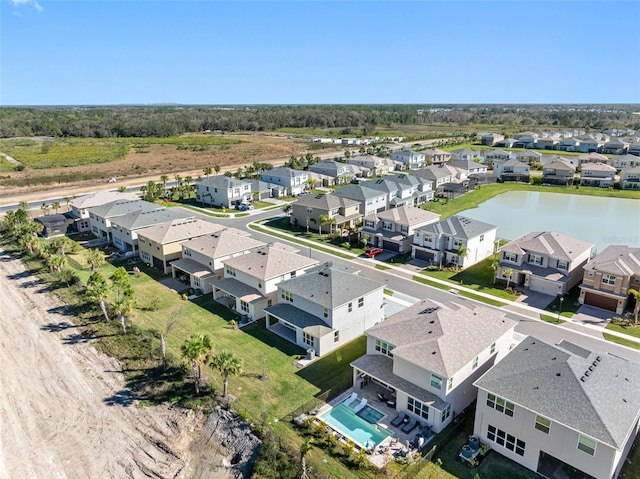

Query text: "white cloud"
[10, 0, 43, 11]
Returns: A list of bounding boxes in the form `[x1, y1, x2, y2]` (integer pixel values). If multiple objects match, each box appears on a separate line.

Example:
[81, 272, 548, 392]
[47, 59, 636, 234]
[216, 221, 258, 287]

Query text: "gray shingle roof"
[501, 231, 594, 261]
[110, 208, 190, 230]
[413, 165, 457, 181]
[260, 166, 307, 179]
[222, 244, 318, 280]
[276, 262, 384, 309]
[89, 200, 161, 219]
[367, 299, 516, 377]
[583, 245, 640, 276]
[580, 162, 617, 172]
[331, 184, 386, 202]
[198, 174, 252, 189]
[264, 303, 333, 336]
[363, 206, 440, 227]
[137, 218, 225, 244]
[293, 193, 359, 210]
[415, 215, 496, 240]
[474, 336, 640, 449]
[72, 190, 139, 210]
[450, 159, 486, 171]
[181, 228, 262, 259]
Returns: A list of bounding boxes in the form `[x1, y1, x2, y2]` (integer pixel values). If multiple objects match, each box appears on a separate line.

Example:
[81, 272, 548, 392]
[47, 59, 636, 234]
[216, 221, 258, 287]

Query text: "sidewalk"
[254, 220, 640, 347]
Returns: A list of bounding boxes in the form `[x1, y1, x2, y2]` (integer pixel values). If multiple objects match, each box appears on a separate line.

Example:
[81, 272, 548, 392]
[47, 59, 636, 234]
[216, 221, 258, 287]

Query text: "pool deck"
[316, 384, 434, 468]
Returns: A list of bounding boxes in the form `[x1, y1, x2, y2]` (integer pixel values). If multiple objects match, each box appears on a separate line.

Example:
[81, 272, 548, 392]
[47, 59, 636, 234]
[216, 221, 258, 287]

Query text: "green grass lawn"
[603, 333, 640, 351]
[606, 321, 640, 339]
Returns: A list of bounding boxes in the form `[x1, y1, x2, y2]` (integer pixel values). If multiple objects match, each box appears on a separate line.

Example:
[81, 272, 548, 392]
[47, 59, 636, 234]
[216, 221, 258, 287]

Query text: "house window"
[290, 271, 296, 278]
[528, 254, 543, 266]
[400, 225, 408, 234]
[479, 234, 484, 242]
[240, 301, 249, 313]
[281, 290, 293, 302]
[358, 297, 364, 308]
[348, 302, 352, 313]
[375, 339, 394, 357]
[472, 356, 479, 370]
[323, 307, 328, 318]
[306, 207, 313, 214]
[487, 393, 515, 417]
[334, 330, 339, 343]
[258, 282, 262, 289]
[267, 299, 272, 307]
[602, 274, 616, 286]
[225, 266, 236, 277]
[557, 260, 569, 270]
[503, 252, 517, 262]
[430, 374, 443, 390]
[447, 377, 454, 391]
[487, 425, 525, 456]
[364, 220, 375, 228]
[194, 277, 201, 287]
[490, 342, 496, 354]
[382, 221, 393, 230]
[577, 435, 597, 456]
[535, 415, 551, 434]
[425, 234, 433, 242]
[303, 332, 314, 347]
[441, 404, 451, 422]
[407, 397, 429, 420]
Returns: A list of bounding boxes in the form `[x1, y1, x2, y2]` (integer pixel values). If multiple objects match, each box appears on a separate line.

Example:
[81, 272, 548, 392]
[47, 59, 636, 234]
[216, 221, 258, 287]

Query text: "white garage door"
[529, 276, 562, 296]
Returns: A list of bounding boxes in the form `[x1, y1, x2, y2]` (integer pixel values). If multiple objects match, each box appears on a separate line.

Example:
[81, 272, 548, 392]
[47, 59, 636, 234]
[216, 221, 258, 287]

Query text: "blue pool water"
[319, 403, 391, 449]
[357, 405, 385, 424]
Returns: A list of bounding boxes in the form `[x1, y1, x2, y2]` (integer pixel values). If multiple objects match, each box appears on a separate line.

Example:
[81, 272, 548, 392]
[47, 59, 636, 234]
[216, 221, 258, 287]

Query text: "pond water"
[458, 191, 640, 252]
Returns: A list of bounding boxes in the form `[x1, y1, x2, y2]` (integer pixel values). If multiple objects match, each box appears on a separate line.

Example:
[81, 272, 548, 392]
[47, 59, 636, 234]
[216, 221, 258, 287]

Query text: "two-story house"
[578, 245, 640, 313]
[309, 160, 354, 184]
[213, 243, 319, 322]
[290, 193, 361, 233]
[513, 150, 543, 165]
[450, 159, 488, 176]
[171, 228, 264, 294]
[542, 159, 576, 186]
[602, 138, 629, 155]
[620, 165, 640, 190]
[88, 200, 162, 244]
[513, 132, 538, 149]
[351, 299, 517, 433]
[137, 218, 225, 273]
[422, 148, 451, 166]
[450, 148, 481, 162]
[413, 165, 457, 193]
[412, 216, 497, 268]
[628, 140, 640, 157]
[110, 208, 191, 253]
[390, 149, 426, 169]
[362, 206, 440, 253]
[265, 262, 385, 356]
[347, 153, 393, 176]
[579, 163, 617, 188]
[556, 137, 581, 152]
[331, 184, 388, 217]
[535, 138, 558, 150]
[474, 336, 640, 479]
[259, 166, 309, 197]
[493, 159, 531, 183]
[613, 154, 640, 171]
[578, 152, 611, 166]
[364, 173, 434, 208]
[195, 175, 253, 208]
[575, 135, 604, 153]
[497, 231, 594, 296]
[69, 190, 139, 232]
[480, 133, 505, 146]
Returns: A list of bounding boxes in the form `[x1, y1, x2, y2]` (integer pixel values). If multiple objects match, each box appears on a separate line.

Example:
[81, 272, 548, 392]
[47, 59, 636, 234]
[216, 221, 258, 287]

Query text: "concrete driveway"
[572, 305, 616, 327]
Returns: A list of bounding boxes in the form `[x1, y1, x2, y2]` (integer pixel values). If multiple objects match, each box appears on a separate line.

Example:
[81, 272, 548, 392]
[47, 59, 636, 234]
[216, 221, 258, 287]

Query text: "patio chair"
[401, 417, 418, 434]
[377, 392, 389, 402]
[390, 412, 406, 427]
[343, 392, 357, 407]
[354, 398, 368, 413]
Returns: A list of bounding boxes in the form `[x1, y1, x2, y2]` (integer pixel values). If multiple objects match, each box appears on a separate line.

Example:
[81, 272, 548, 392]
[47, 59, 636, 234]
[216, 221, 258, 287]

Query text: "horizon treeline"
[0, 104, 638, 138]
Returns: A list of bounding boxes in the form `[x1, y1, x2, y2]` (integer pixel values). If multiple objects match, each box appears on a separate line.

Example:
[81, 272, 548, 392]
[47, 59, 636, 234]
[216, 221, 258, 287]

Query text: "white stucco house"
[195, 175, 253, 208]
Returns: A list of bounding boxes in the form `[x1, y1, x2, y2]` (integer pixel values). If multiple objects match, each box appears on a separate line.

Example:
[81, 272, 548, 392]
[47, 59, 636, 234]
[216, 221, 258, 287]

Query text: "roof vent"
[556, 373, 561, 377]
[588, 366, 594, 372]
[431, 351, 436, 355]
[596, 356, 602, 362]
[585, 371, 590, 377]
[580, 376, 585, 382]
[623, 398, 627, 403]
[551, 357, 557, 361]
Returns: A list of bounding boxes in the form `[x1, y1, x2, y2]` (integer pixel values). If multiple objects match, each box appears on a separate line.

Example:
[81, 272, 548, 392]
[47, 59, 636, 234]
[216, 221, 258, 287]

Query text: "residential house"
[578, 245, 640, 313]
[474, 336, 640, 479]
[493, 159, 531, 183]
[496, 231, 594, 296]
[390, 149, 426, 170]
[480, 133, 505, 146]
[195, 175, 253, 208]
[245, 179, 274, 200]
[482, 149, 511, 167]
[265, 262, 385, 356]
[513, 132, 538, 149]
[110, 208, 191, 253]
[171, 228, 263, 294]
[579, 163, 617, 188]
[556, 137, 581, 152]
[34, 214, 73, 238]
[331, 184, 388, 217]
[422, 148, 451, 166]
[620, 165, 640, 190]
[450, 148, 480, 162]
[213, 243, 319, 322]
[613, 154, 640, 171]
[540, 155, 579, 168]
[602, 138, 629, 155]
[309, 160, 354, 184]
[352, 299, 517, 433]
[363, 206, 440, 253]
[290, 193, 361, 233]
[450, 159, 488, 176]
[495, 138, 519, 148]
[259, 167, 309, 197]
[578, 152, 611, 166]
[412, 216, 497, 268]
[575, 135, 603, 153]
[535, 138, 558, 150]
[542, 159, 576, 186]
[513, 150, 543, 165]
[88, 200, 162, 243]
[367, 173, 434, 207]
[348, 153, 392, 176]
[628, 140, 640, 157]
[412, 165, 457, 193]
[69, 190, 139, 232]
[137, 218, 225, 273]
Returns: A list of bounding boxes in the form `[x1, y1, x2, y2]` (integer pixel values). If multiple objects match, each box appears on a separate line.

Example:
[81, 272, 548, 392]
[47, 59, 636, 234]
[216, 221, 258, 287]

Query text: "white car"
[108, 177, 117, 183]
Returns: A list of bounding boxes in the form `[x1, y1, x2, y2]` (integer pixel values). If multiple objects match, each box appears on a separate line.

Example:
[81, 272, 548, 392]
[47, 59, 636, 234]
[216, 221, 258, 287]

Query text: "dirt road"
[0, 250, 202, 479]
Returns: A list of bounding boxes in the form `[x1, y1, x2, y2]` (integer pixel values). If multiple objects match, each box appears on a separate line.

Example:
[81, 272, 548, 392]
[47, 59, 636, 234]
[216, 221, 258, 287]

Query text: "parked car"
[365, 247, 384, 258]
[237, 203, 253, 211]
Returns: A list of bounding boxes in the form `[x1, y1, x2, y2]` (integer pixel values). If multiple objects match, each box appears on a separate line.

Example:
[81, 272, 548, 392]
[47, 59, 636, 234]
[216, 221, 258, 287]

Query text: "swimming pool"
[319, 403, 391, 449]
[357, 405, 385, 424]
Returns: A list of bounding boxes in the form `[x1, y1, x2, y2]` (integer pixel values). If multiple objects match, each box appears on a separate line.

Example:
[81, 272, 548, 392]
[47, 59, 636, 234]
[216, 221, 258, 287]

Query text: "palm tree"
[491, 255, 500, 285]
[160, 174, 169, 198]
[19, 233, 39, 254]
[503, 268, 514, 290]
[86, 272, 110, 322]
[113, 285, 136, 335]
[47, 253, 67, 273]
[110, 266, 130, 303]
[629, 289, 640, 324]
[63, 196, 72, 211]
[85, 248, 105, 272]
[181, 334, 213, 395]
[161, 307, 183, 371]
[203, 166, 212, 179]
[51, 201, 61, 214]
[456, 243, 469, 272]
[282, 203, 292, 216]
[214, 164, 221, 174]
[118, 186, 127, 193]
[210, 350, 243, 399]
[41, 203, 51, 216]
[317, 214, 329, 235]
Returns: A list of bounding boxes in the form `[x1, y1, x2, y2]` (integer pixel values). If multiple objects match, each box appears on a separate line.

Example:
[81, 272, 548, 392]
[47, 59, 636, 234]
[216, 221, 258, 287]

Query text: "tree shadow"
[103, 389, 137, 407]
[41, 321, 78, 333]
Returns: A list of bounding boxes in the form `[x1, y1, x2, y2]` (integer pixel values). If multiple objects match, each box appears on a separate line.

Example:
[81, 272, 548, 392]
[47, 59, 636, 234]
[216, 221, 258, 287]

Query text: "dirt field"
[0, 249, 218, 479]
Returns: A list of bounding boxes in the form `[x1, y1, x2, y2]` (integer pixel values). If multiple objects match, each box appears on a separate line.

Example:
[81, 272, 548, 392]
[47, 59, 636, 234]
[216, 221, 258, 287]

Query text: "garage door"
[584, 292, 618, 312]
[528, 276, 561, 296]
[383, 240, 400, 252]
[414, 249, 435, 261]
[152, 256, 164, 271]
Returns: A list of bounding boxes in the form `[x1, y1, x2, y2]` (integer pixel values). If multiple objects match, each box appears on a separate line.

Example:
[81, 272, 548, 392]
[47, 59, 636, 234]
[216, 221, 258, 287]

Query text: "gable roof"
[580, 162, 617, 172]
[415, 215, 497, 240]
[260, 166, 307, 179]
[277, 262, 384, 309]
[450, 159, 486, 171]
[89, 200, 161, 219]
[413, 165, 457, 181]
[198, 174, 252, 189]
[544, 159, 576, 171]
[364, 206, 440, 227]
[514, 150, 543, 158]
[137, 218, 225, 244]
[110, 207, 191, 230]
[583, 245, 640, 276]
[181, 228, 263, 259]
[222, 243, 318, 280]
[474, 336, 640, 449]
[331, 184, 387, 202]
[72, 190, 139, 210]
[368, 299, 516, 377]
[293, 193, 359, 210]
[501, 231, 593, 261]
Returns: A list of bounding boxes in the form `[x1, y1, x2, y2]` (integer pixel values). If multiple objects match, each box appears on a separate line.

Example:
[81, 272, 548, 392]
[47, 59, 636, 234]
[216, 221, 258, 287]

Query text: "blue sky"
[2, 1, 639, 105]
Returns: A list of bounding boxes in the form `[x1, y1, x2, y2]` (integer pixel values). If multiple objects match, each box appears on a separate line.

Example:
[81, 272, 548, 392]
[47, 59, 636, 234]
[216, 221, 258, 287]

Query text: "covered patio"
[171, 257, 215, 294]
[265, 303, 333, 355]
[211, 277, 266, 323]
